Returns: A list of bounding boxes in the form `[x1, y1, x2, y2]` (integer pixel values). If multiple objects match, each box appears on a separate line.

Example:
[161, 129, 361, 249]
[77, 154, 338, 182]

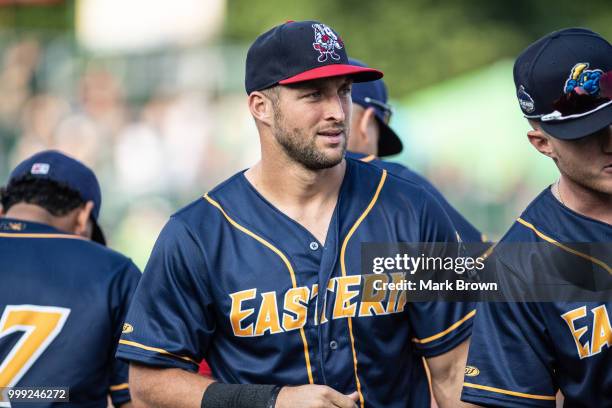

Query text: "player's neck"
[4, 203, 80, 233]
[245, 156, 345, 244]
[556, 176, 612, 225]
[247, 153, 346, 205]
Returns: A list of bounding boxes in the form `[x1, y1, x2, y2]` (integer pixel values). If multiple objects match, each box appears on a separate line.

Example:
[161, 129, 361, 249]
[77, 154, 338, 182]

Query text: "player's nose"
[323, 94, 347, 123]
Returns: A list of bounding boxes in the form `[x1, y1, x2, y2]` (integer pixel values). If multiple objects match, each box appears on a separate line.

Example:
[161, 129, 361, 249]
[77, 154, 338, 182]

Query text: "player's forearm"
[430, 370, 465, 408]
[427, 339, 471, 408]
[129, 363, 213, 408]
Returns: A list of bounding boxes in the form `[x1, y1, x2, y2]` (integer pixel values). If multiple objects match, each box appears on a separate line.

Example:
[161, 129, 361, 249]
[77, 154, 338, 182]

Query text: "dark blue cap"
[245, 20, 383, 94]
[8, 150, 106, 245]
[514, 27, 612, 139]
[349, 58, 402, 156]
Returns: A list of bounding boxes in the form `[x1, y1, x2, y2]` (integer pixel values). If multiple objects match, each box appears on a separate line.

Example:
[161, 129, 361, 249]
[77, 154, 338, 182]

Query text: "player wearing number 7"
[0, 150, 141, 407]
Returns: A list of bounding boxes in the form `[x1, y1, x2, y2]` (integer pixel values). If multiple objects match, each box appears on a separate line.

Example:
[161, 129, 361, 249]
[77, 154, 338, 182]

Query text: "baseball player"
[346, 58, 483, 244]
[460, 28, 612, 407]
[0, 150, 141, 407]
[117, 20, 475, 408]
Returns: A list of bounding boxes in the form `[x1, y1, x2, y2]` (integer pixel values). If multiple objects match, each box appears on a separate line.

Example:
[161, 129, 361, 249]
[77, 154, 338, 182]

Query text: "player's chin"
[319, 145, 345, 164]
[590, 173, 612, 195]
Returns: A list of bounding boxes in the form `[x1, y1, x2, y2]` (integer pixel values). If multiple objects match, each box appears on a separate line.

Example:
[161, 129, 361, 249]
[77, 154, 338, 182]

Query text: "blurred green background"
[0, 0, 610, 269]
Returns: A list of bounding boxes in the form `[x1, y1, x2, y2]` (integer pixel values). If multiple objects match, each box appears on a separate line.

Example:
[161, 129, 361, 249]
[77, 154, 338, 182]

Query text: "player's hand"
[275, 385, 359, 408]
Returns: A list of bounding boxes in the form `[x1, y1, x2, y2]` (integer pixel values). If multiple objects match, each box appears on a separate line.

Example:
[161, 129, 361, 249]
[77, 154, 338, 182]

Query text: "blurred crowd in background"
[0, 34, 260, 267]
[0, 0, 611, 269]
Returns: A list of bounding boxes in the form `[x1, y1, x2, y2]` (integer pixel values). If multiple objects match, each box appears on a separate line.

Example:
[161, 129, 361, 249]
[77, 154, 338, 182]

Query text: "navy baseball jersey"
[461, 188, 612, 407]
[117, 158, 475, 408]
[346, 151, 483, 243]
[0, 218, 141, 408]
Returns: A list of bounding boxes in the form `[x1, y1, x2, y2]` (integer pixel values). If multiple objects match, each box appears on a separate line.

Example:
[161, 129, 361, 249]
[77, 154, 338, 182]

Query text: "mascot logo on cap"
[312, 23, 343, 62]
[564, 63, 603, 96]
[517, 85, 535, 113]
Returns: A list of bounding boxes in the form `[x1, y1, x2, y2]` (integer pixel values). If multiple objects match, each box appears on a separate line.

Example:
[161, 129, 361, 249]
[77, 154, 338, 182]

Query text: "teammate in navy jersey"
[461, 28, 612, 407]
[0, 150, 140, 407]
[346, 58, 483, 243]
[118, 20, 475, 408]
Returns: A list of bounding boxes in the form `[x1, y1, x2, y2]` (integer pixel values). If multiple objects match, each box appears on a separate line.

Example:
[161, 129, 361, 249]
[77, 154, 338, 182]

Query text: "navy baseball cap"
[245, 20, 383, 94]
[349, 58, 403, 156]
[514, 27, 612, 139]
[9, 150, 106, 245]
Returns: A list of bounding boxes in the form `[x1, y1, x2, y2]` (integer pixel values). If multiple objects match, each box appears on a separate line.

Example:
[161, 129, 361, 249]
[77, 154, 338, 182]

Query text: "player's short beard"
[557, 156, 612, 196]
[271, 105, 346, 171]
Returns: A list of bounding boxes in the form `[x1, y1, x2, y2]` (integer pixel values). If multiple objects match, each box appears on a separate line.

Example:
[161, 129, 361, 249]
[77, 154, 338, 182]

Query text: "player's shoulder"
[498, 191, 552, 244]
[502, 187, 612, 243]
[346, 158, 442, 225]
[168, 171, 248, 239]
[346, 156, 429, 197]
[70, 237, 140, 279]
[0, 218, 139, 278]
[345, 151, 421, 182]
[346, 153, 432, 196]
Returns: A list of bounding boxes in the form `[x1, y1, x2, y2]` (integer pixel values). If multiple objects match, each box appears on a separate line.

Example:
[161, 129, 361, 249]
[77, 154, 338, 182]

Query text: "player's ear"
[527, 121, 555, 158]
[363, 107, 381, 148]
[248, 90, 275, 127]
[74, 200, 95, 239]
[360, 107, 377, 137]
[356, 106, 378, 145]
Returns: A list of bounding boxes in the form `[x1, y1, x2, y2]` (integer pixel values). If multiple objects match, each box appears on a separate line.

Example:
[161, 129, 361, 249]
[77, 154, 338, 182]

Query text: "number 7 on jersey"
[0, 305, 70, 406]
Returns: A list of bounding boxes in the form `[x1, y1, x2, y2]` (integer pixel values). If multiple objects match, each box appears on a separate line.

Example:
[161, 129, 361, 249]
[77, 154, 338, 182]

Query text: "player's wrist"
[266, 385, 282, 408]
[201, 382, 281, 408]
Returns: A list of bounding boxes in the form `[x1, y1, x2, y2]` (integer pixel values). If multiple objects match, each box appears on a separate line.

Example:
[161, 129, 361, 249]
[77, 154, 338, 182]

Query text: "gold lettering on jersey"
[310, 284, 319, 325]
[229, 289, 257, 337]
[320, 279, 335, 325]
[359, 274, 388, 317]
[282, 287, 310, 331]
[561, 305, 611, 359]
[332, 276, 360, 319]
[590, 305, 612, 356]
[395, 276, 408, 313]
[386, 272, 406, 313]
[227, 276, 410, 337]
[254, 292, 283, 336]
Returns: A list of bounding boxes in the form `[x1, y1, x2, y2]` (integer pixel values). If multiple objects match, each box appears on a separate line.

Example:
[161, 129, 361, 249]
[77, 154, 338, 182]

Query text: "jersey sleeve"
[108, 260, 141, 407]
[407, 302, 476, 357]
[406, 191, 476, 356]
[116, 217, 215, 372]
[461, 259, 557, 407]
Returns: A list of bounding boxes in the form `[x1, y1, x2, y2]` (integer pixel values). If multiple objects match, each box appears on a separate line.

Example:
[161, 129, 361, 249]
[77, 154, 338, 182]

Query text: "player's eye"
[303, 91, 321, 99]
[339, 85, 352, 96]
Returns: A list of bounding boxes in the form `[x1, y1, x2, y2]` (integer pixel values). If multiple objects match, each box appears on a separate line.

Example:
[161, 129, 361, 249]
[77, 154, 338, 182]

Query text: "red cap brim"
[279, 64, 383, 85]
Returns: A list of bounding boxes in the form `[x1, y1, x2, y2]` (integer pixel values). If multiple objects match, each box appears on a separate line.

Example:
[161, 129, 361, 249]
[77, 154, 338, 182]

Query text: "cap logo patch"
[30, 163, 50, 175]
[564, 63, 603, 96]
[517, 85, 535, 113]
[312, 23, 343, 62]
